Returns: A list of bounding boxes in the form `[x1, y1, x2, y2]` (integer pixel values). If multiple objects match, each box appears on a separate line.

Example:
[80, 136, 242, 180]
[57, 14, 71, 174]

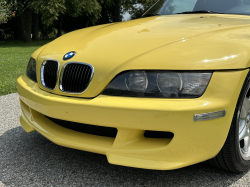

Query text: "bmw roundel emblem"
[63, 51, 76, 60]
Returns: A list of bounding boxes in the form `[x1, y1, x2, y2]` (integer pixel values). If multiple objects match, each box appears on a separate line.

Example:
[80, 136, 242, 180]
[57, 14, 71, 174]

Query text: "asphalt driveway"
[1, 93, 250, 187]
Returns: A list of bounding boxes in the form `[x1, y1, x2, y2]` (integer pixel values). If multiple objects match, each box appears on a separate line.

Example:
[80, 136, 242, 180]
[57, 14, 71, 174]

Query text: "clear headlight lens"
[125, 71, 148, 92]
[26, 57, 37, 82]
[102, 71, 212, 98]
[157, 73, 183, 97]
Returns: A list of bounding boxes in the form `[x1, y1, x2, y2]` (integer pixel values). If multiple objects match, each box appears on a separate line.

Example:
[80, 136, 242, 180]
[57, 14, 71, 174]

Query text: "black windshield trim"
[142, 13, 161, 18]
[176, 10, 224, 14]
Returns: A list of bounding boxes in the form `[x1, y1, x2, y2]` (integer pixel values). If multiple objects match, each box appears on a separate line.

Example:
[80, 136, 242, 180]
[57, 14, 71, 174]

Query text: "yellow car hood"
[35, 14, 250, 97]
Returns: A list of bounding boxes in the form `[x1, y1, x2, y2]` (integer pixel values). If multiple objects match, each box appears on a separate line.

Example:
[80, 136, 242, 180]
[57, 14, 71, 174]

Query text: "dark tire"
[209, 70, 250, 172]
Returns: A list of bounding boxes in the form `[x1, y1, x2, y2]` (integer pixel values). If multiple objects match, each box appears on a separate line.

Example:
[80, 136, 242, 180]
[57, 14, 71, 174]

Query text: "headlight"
[102, 71, 212, 98]
[125, 71, 148, 92]
[26, 57, 37, 82]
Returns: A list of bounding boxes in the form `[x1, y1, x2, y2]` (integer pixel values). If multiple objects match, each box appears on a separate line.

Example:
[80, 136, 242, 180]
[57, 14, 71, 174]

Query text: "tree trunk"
[57, 14, 63, 37]
[85, 20, 90, 28]
[13, 16, 19, 40]
[32, 13, 39, 40]
[16, 9, 24, 40]
[24, 8, 32, 43]
[113, 0, 121, 22]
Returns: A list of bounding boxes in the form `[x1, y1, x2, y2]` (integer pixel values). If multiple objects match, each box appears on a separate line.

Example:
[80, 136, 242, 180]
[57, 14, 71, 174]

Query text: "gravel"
[1, 93, 250, 187]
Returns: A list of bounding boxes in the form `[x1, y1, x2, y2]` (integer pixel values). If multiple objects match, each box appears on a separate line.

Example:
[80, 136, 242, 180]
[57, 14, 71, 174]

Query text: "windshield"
[143, 0, 250, 16]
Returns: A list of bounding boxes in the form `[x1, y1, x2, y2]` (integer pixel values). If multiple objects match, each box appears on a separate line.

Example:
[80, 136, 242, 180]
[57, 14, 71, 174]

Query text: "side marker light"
[194, 110, 226, 122]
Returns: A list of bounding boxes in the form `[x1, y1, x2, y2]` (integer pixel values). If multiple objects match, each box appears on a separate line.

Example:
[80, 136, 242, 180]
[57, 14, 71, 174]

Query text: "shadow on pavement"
[0, 127, 247, 186]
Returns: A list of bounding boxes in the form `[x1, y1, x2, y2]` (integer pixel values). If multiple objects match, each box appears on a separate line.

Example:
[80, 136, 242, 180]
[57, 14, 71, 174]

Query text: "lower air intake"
[46, 116, 117, 138]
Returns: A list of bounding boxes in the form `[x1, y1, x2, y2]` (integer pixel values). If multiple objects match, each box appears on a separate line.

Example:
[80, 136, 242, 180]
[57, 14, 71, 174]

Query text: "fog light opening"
[144, 131, 174, 139]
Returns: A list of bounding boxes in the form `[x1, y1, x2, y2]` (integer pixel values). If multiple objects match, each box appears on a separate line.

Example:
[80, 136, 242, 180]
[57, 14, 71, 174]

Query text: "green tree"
[30, 0, 113, 26]
[29, 0, 113, 37]
[2, 0, 160, 42]
[7, 0, 33, 42]
[0, 0, 15, 24]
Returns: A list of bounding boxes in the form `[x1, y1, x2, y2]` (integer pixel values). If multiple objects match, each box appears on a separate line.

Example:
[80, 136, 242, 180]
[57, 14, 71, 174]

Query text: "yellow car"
[17, 0, 250, 172]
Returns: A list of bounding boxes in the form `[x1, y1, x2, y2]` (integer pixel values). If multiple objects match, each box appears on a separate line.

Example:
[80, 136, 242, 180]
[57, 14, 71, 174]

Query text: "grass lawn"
[0, 40, 53, 96]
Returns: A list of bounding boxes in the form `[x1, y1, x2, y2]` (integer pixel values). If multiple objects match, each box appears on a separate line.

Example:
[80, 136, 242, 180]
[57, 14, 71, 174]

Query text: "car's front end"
[17, 0, 250, 171]
[17, 68, 247, 170]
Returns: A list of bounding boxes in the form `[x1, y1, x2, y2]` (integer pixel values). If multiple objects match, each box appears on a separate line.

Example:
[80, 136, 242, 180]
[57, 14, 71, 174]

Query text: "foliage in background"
[122, 0, 158, 14]
[30, 0, 113, 26]
[0, 0, 158, 43]
[29, 0, 157, 26]
[124, 0, 158, 20]
[0, 0, 15, 24]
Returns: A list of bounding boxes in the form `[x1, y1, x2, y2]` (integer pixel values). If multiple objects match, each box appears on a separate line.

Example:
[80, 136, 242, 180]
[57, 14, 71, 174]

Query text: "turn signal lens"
[182, 73, 212, 96]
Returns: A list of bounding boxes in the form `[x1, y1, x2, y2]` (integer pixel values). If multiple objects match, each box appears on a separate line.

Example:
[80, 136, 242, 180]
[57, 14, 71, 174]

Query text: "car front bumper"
[17, 70, 248, 170]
